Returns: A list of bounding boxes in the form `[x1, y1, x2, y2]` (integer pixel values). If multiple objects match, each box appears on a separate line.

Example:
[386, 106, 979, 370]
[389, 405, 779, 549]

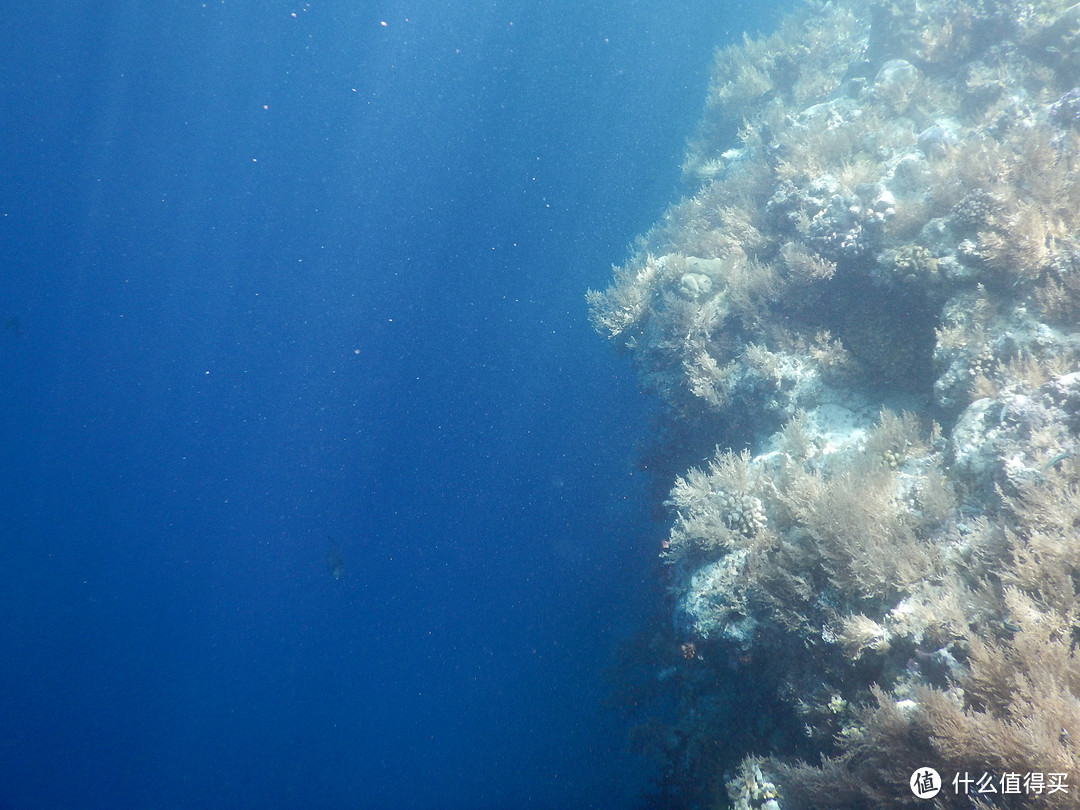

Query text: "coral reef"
[590, 0, 1080, 807]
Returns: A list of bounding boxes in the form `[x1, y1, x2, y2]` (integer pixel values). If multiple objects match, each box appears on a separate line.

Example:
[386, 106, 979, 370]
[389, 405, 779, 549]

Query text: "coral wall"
[590, 1, 1080, 807]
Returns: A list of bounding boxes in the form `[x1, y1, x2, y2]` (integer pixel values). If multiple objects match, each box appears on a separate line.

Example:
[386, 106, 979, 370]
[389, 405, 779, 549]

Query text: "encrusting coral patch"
[589, 0, 1080, 807]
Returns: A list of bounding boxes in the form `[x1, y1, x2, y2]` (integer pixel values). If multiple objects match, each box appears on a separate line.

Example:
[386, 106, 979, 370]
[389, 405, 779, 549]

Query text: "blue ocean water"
[0, 1, 779, 807]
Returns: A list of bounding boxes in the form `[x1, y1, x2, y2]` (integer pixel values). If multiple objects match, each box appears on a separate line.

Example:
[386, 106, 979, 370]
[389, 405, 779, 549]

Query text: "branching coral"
[588, 0, 1080, 807]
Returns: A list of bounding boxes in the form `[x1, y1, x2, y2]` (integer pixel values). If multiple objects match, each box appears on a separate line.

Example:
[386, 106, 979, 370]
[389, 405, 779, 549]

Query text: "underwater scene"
[4, 0, 1080, 808]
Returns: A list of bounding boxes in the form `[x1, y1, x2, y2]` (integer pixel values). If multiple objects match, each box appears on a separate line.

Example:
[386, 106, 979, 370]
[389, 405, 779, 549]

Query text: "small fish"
[1041, 451, 1073, 472]
[326, 543, 346, 580]
[3, 316, 24, 338]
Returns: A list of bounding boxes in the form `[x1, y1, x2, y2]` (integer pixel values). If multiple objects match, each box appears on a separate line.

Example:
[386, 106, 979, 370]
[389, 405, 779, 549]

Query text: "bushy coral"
[589, 0, 1080, 807]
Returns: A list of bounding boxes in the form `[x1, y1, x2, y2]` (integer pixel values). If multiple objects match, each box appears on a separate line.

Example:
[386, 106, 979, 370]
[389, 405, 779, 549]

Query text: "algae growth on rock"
[590, 0, 1080, 807]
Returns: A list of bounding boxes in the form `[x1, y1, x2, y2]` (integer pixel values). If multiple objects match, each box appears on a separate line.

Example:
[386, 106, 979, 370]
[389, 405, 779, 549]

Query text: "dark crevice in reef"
[787, 265, 939, 403]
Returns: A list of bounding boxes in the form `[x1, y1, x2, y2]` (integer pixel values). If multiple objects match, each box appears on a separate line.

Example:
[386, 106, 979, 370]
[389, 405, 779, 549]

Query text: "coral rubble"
[590, 1, 1080, 807]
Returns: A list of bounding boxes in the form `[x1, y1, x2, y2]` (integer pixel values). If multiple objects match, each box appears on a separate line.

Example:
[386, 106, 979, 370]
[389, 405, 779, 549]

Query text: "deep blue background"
[0, 1, 779, 807]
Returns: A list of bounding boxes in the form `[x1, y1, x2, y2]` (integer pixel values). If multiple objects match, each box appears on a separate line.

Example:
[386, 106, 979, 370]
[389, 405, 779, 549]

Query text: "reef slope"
[590, 1, 1080, 807]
